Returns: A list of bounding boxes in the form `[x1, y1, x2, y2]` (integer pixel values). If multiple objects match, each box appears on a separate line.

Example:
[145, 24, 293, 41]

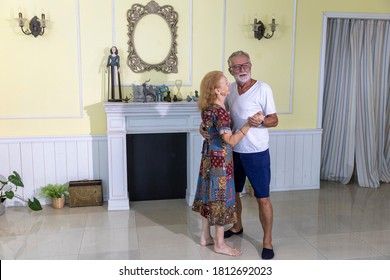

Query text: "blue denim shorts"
[233, 149, 271, 198]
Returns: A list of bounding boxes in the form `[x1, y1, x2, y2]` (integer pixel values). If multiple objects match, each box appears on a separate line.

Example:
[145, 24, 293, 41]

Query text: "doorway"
[318, 13, 390, 187]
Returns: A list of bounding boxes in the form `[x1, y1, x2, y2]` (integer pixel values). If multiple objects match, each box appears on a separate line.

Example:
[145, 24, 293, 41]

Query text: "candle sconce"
[17, 12, 46, 37]
[252, 17, 277, 40]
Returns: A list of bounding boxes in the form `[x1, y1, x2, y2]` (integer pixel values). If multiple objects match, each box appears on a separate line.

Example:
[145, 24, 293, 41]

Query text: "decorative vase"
[52, 196, 65, 209]
[0, 201, 5, 216]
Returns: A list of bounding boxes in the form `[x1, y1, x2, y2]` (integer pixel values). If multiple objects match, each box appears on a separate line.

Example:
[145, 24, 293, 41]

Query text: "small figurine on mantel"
[106, 46, 122, 102]
[192, 90, 199, 102]
[165, 91, 172, 102]
[141, 79, 156, 102]
[155, 84, 169, 102]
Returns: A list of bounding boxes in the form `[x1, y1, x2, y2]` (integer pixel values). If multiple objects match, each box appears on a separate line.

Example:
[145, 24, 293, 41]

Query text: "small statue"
[106, 46, 122, 101]
[141, 79, 156, 102]
[165, 91, 172, 102]
[155, 84, 169, 102]
[132, 84, 144, 102]
[192, 90, 199, 102]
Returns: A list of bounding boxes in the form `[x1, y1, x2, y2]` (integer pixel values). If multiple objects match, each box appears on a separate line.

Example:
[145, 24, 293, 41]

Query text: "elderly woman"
[192, 71, 251, 257]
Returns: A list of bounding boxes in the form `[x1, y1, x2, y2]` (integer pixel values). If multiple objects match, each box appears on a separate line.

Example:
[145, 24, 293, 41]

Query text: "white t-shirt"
[226, 80, 276, 153]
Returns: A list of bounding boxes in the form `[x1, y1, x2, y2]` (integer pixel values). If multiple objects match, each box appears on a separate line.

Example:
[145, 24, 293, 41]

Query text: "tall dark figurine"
[106, 46, 122, 101]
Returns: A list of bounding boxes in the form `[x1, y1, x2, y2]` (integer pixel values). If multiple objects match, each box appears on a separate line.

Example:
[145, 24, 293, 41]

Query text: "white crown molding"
[323, 12, 390, 20]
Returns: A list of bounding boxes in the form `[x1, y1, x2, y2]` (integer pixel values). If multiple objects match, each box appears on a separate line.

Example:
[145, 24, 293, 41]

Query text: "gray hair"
[227, 50, 251, 67]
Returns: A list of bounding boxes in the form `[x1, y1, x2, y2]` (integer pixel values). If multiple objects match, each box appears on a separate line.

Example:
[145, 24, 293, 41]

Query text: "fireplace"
[127, 133, 187, 201]
[103, 102, 203, 210]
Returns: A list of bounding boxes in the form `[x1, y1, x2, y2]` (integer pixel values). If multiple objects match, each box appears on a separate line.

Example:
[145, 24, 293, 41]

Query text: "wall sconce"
[18, 11, 46, 37]
[252, 17, 277, 40]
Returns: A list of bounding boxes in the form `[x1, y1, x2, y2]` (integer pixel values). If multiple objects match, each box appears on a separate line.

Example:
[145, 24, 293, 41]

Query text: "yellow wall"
[0, 0, 389, 136]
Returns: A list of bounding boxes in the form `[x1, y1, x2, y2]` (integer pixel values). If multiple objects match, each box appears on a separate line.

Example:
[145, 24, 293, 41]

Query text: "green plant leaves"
[28, 198, 43, 211]
[5, 190, 14, 199]
[1, 171, 42, 212]
[8, 171, 24, 187]
[39, 184, 69, 199]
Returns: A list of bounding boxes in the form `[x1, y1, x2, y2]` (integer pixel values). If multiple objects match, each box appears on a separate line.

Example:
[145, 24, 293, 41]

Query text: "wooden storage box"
[69, 180, 103, 207]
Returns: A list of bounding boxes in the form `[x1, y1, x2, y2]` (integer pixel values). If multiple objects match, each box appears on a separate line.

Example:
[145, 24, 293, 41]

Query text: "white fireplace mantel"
[103, 102, 203, 210]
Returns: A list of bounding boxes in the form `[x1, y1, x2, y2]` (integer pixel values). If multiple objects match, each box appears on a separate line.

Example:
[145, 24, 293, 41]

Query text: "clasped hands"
[248, 112, 265, 127]
[199, 112, 265, 139]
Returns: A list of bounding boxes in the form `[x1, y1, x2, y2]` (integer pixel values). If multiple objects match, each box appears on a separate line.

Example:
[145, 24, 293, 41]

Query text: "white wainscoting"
[0, 129, 321, 207]
[269, 129, 322, 191]
[0, 136, 108, 207]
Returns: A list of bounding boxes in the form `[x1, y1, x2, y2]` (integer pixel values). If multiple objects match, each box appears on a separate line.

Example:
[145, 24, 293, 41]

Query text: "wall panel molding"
[0, 0, 83, 119]
[223, 0, 297, 114]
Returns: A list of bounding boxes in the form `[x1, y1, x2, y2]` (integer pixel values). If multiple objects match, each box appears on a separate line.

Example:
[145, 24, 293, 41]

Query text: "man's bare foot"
[200, 236, 214, 246]
[214, 243, 242, 256]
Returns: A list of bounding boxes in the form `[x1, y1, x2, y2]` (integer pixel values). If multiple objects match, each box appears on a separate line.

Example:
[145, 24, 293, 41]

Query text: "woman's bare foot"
[200, 236, 214, 246]
[214, 243, 242, 256]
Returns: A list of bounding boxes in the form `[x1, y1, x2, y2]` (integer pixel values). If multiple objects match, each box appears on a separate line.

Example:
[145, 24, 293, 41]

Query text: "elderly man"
[224, 50, 278, 260]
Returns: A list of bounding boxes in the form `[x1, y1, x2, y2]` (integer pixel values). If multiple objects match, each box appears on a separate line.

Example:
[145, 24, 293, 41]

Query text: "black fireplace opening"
[126, 133, 187, 201]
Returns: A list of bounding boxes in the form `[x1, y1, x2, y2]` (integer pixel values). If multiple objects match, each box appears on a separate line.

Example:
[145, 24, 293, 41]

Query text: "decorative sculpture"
[132, 84, 143, 102]
[155, 84, 169, 102]
[192, 90, 199, 102]
[106, 46, 122, 101]
[141, 79, 156, 102]
[165, 91, 172, 102]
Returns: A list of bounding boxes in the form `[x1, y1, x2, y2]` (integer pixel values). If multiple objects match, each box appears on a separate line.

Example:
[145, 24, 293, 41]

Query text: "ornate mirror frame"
[127, 0, 178, 73]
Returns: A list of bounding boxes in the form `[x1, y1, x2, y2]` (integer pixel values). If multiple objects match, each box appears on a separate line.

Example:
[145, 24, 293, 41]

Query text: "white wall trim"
[75, 0, 84, 118]
[288, 0, 297, 114]
[323, 12, 390, 20]
[111, 0, 116, 44]
[222, 0, 227, 71]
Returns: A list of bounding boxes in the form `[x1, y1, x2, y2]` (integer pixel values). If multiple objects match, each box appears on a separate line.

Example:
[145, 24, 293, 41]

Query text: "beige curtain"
[321, 18, 390, 188]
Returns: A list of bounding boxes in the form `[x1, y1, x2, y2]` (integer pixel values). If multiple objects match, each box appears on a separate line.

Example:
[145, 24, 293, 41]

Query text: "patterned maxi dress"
[192, 104, 237, 226]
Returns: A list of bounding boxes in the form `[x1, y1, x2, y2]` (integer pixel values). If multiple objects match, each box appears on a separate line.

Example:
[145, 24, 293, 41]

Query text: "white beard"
[234, 71, 251, 85]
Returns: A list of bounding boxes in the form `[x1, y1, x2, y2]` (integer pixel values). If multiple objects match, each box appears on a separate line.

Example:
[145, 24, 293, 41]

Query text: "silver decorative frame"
[127, 0, 178, 73]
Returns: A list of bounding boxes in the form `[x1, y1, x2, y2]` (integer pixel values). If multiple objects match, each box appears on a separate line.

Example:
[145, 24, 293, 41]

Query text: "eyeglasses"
[230, 62, 251, 72]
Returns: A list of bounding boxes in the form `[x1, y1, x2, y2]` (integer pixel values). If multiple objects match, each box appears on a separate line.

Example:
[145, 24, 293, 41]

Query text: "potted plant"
[39, 183, 70, 209]
[0, 171, 43, 215]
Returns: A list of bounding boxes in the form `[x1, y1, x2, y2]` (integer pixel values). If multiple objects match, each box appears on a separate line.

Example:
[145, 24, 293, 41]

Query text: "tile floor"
[1, 180, 390, 260]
